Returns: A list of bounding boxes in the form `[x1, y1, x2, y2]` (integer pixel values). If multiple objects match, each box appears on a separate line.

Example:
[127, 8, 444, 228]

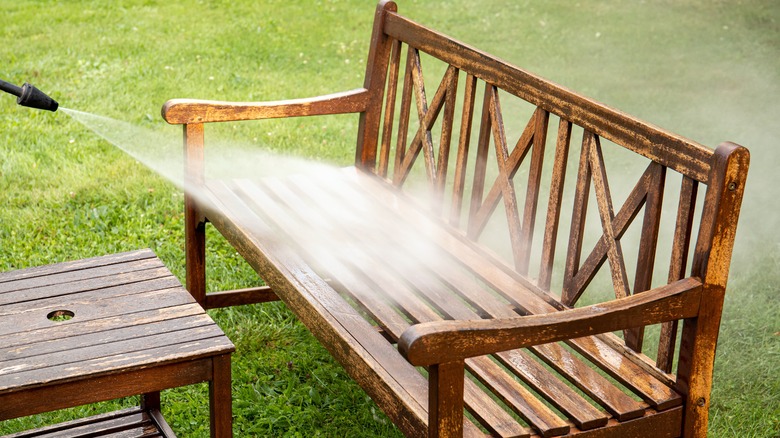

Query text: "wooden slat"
[0, 336, 230, 394]
[0, 257, 165, 295]
[204, 286, 279, 309]
[1, 313, 214, 362]
[562, 131, 592, 306]
[0, 303, 206, 351]
[538, 118, 573, 291]
[0, 249, 157, 284]
[383, 12, 714, 182]
[379, 38, 402, 178]
[0, 358, 213, 421]
[625, 163, 666, 352]
[3, 407, 172, 438]
[0, 325, 225, 377]
[392, 45, 415, 186]
[434, 66, 459, 207]
[467, 82, 494, 235]
[0, 274, 181, 313]
[517, 108, 549, 275]
[657, 176, 698, 372]
[449, 73, 478, 227]
[0, 288, 194, 338]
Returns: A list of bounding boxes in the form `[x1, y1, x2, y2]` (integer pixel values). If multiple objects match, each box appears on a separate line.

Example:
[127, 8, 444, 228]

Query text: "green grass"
[1, 0, 778, 436]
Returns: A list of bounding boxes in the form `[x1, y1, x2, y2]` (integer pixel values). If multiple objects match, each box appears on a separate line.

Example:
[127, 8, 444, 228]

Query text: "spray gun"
[0, 79, 59, 112]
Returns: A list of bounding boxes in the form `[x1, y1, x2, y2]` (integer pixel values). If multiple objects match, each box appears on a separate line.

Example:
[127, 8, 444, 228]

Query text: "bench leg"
[428, 360, 465, 438]
[184, 123, 207, 306]
[210, 354, 233, 438]
[140, 391, 161, 411]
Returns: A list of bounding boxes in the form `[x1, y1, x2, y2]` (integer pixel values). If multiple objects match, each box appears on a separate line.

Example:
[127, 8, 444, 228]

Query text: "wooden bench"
[161, 2, 750, 437]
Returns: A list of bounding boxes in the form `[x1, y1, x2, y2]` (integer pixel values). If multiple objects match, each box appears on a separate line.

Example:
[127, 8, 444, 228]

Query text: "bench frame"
[163, 2, 749, 437]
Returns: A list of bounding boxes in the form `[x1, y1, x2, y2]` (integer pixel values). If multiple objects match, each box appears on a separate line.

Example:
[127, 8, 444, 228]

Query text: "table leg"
[210, 353, 233, 437]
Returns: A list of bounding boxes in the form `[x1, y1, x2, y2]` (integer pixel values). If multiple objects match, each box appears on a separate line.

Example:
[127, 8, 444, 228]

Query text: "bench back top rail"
[355, 1, 749, 367]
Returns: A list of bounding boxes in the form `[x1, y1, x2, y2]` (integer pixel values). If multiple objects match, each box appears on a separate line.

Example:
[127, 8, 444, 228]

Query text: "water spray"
[0, 79, 59, 112]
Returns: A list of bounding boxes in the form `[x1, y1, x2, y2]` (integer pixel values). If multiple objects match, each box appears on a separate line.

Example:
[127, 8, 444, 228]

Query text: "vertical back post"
[677, 142, 749, 437]
[355, 0, 398, 172]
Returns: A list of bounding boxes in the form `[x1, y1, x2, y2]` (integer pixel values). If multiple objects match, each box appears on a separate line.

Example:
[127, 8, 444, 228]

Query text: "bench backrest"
[354, 1, 749, 375]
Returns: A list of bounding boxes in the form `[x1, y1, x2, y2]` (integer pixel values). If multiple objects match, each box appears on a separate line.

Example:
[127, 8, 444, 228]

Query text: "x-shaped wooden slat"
[392, 47, 458, 196]
[466, 85, 549, 274]
[562, 131, 666, 307]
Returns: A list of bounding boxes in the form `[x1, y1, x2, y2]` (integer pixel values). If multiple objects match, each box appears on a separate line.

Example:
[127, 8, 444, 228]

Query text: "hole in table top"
[47, 310, 75, 322]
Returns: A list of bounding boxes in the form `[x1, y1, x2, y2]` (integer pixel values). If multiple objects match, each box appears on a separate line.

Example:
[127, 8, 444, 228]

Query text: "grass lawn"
[1, 0, 777, 436]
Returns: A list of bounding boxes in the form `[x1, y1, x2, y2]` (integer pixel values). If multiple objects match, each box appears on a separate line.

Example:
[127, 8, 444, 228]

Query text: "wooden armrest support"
[399, 277, 703, 366]
[162, 88, 370, 124]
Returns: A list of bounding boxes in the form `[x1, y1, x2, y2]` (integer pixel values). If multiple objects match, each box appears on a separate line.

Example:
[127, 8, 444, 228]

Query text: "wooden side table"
[0, 249, 235, 437]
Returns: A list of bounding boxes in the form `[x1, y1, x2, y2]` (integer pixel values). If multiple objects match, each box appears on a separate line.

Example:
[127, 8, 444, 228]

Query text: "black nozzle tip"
[18, 83, 59, 112]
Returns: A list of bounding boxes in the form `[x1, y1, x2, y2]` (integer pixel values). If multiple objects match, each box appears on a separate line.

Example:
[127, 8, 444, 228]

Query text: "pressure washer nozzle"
[0, 79, 59, 112]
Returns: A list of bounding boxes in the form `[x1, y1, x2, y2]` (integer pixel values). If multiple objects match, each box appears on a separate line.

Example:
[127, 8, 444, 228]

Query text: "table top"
[0, 249, 234, 394]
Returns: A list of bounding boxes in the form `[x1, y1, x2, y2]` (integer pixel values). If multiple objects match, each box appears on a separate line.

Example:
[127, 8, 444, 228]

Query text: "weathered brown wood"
[210, 354, 233, 438]
[0, 252, 235, 437]
[379, 38, 403, 178]
[161, 3, 750, 437]
[538, 118, 572, 290]
[467, 82, 494, 237]
[428, 360, 465, 438]
[162, 89, 369, 125]
[449, 73, 477, 227]
[399, 278, 702, 366]
[4, 407, 175, 438]
[184, 122, 206, 305]
[0, 249, 156, 284]
[517, 108, 549, 275]
[657, 176, 699, 372]
[678, 143, 749, 437]
[625, 163, 666, 352]
[356, 0, 398, 171]
[204, 286, 279, 309]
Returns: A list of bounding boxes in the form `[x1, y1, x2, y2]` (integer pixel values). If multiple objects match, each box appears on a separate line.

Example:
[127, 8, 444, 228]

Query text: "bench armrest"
[399, 277, 702, 366]
[162, 88, 370, 124]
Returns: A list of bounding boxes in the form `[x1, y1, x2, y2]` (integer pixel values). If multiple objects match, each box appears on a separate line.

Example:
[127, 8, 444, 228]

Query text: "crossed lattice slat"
[390, 47, 458, 195]
[562, 131, 667, 350]
[466, 85, 550, 275]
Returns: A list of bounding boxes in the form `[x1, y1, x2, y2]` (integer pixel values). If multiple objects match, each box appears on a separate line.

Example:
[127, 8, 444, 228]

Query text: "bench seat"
[198, 167, 686, 437]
